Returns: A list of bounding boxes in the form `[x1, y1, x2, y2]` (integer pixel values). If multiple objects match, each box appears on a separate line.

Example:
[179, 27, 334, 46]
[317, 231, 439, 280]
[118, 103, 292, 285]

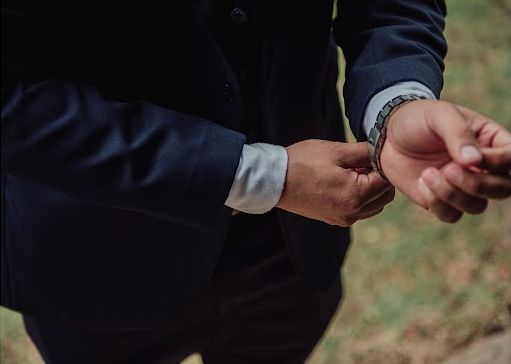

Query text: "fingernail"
[461, 145, 482, 164]
[445, 165, 463, 185]
[422, 168, 440, 188]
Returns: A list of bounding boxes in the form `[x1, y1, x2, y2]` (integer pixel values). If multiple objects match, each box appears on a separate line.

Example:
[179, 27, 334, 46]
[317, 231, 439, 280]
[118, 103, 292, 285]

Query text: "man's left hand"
[380, 99, 511, 223]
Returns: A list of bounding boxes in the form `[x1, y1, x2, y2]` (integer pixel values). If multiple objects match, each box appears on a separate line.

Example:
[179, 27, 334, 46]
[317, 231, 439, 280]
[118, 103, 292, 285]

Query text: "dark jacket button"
[223, 82, 235, 103]
[230, 8, 247, 24]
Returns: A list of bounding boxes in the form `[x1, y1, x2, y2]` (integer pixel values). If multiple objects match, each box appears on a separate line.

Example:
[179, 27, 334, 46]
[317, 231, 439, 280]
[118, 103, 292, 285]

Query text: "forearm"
[2, 79, 245, 231]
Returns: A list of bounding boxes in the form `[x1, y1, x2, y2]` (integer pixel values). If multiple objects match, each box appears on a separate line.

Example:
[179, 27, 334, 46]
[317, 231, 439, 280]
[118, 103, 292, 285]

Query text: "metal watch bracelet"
[367, 94, 427, 179]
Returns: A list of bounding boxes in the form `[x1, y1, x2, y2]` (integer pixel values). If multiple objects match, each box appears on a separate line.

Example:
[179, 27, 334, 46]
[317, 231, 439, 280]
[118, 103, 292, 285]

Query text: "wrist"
[368, 95, 426, 179]
[275, 146, 292, 210]
[363, 82, 437, 139]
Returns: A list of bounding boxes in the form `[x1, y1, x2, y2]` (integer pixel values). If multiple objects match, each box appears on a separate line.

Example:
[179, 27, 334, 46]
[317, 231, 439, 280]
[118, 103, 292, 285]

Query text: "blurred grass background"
[1, 0, 510, 363]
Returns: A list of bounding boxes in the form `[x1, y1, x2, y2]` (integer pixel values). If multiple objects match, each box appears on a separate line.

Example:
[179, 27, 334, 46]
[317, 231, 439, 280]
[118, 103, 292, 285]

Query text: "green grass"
[311, 199, 510, 363]
[0, 309, 42, 364]
[1, 0, 510, 363]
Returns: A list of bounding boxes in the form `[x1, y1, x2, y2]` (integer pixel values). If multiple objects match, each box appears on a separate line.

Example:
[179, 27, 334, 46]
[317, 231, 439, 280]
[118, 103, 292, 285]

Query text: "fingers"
[337, 142, 371, 168]
[359, 208, 385, 221]
[481, 146, 511, 175]
[427, 102, 483, 167]
[359, 187, 396, 217]
[420, 167, 488, 215]
[332, 170, 393, 226]
[418, 176, 464, 223]
[417, 158, 511, 223]
[442, 163, 511, 200]
[455, 105, 511, 147]
[356, 171, 393, 202]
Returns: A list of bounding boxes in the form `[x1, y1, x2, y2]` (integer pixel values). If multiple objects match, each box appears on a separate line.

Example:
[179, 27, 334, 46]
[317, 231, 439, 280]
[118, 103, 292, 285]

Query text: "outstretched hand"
[380, 99, 511, 223]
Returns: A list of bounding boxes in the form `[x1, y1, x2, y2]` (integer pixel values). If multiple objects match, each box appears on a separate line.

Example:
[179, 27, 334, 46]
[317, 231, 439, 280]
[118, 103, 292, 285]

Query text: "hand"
[276, 140, 394, 226]
[418, 106, 511, 222]
[380, 99, 511, 222]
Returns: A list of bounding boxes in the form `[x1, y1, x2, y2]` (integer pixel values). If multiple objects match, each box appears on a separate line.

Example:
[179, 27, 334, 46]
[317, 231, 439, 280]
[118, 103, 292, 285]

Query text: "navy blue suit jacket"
[1, 0, 446, 326]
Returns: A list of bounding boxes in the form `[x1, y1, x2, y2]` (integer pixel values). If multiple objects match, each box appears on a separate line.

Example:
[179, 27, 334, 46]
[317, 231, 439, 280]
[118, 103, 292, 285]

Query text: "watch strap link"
[368, 94, 427, 179]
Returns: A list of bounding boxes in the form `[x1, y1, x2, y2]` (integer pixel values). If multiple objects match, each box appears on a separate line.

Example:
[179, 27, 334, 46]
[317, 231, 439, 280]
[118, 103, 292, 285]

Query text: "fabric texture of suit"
[1, 0, 447, 327]
[23, 211, 342, 364]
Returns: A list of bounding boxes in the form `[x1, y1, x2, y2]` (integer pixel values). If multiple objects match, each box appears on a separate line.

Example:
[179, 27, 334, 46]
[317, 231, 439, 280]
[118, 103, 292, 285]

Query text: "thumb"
[428, 103, 482, 167]
[337, 142, 371, 168]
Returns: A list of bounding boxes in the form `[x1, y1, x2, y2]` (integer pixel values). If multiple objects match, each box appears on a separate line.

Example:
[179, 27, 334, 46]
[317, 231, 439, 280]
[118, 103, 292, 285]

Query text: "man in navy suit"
[2, 0, 510, 363]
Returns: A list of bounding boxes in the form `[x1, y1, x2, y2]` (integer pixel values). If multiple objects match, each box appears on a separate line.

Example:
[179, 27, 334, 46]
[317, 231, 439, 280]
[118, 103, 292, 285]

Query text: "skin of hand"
[276, 140, 395, 227]
[380, 99, 511, 223]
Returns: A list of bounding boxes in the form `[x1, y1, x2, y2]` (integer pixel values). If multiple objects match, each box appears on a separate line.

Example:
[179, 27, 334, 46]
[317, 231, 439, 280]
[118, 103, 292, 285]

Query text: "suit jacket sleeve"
[334, 0, 448, 140]
[1, 4, 246, 233]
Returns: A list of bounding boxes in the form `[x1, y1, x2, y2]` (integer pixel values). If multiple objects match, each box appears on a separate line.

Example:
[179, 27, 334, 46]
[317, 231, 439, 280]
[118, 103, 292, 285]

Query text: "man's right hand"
[275, 140, 394, 227]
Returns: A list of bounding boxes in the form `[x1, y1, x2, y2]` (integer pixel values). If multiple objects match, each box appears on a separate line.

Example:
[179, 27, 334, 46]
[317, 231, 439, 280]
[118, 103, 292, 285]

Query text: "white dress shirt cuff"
[363, 81, 437, 137]
[225, 143, 288, 214]
[224, 82, 435, 214]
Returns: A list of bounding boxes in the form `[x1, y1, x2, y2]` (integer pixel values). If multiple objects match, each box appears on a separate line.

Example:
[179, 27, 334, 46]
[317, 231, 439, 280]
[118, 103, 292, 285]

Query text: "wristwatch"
[367, 94, 426, 179]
